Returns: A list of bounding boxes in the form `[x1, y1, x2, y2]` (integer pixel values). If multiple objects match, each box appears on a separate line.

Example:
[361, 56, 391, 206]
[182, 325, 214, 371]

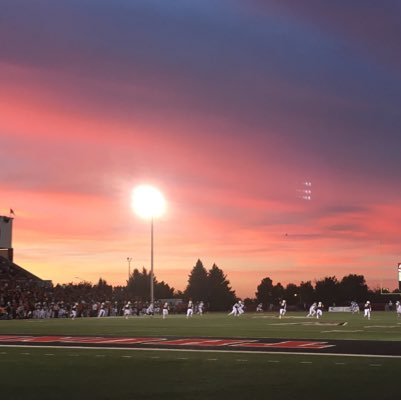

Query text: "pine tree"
[127, 267, 150, 300]
[207, 263, 236, 311]
[184, 259, 209, 301]
[255, 277, 274, 308]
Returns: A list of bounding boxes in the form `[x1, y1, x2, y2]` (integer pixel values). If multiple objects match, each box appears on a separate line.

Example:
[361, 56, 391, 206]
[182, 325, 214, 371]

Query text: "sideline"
[1, 344, 401, 359]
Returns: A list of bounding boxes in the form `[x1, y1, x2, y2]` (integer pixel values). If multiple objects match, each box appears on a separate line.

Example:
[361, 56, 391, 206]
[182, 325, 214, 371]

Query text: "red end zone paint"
[0, 335, 333, 349]
[147, 338, 253, 346]
[0, 335, 164, 344]
[231, 341, 334, 349]
[58, 337, 164, 344]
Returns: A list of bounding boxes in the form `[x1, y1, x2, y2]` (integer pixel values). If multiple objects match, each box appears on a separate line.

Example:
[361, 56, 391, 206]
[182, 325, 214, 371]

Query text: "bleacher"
[0, 255, 48, 287]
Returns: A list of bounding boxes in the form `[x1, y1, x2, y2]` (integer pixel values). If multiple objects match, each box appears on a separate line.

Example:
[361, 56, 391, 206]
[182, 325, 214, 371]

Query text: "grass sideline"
[1, 311, 400, 399]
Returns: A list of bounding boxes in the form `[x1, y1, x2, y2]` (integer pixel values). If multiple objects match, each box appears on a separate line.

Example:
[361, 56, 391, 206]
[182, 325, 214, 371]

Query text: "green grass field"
[1, 311, 400, 399]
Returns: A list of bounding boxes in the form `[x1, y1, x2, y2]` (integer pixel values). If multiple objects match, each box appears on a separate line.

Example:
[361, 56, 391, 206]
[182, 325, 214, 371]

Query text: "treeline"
[124, 259, 236, 311]
[53, 259, 399, 310]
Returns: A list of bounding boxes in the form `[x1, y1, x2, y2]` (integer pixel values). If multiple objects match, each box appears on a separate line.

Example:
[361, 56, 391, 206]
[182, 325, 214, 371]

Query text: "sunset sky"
[1, 0, 401, 298]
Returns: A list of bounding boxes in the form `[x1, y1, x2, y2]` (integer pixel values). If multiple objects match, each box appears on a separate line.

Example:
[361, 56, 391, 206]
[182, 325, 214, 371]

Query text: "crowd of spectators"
[0, 280, 186, 319]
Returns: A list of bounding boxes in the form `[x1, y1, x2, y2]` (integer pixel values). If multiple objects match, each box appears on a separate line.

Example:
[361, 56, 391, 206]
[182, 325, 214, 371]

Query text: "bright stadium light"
[132, 185, 166, 219]
[131, 184, 166, 307]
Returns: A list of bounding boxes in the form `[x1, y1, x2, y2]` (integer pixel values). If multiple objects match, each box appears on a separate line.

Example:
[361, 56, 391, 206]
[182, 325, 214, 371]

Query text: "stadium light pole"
[127, 257, 132, 282]
[131, 185, 166, 306]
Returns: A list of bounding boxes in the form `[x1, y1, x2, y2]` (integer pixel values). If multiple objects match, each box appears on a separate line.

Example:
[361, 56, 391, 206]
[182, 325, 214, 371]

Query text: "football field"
[0, 311, 400, 399]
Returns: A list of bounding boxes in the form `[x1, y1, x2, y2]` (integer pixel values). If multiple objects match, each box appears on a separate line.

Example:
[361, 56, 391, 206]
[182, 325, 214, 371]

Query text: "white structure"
[0, 215, 13, 261]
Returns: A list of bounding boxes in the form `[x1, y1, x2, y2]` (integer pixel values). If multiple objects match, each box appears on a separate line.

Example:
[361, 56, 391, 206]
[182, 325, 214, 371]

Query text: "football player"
[363, 301, 372, 320]
[279, 300, 286, 319]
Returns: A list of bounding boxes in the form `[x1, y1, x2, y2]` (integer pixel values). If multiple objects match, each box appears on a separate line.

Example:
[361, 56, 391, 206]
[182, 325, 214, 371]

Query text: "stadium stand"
[0, 255, 48, 287]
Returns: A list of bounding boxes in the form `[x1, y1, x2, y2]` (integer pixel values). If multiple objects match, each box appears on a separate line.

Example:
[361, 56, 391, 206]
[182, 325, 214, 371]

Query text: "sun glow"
[131, 185, 166, 219]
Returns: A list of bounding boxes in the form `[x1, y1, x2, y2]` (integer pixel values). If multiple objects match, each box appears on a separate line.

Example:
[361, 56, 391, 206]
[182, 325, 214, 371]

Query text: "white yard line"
[0, 344, 400, 359]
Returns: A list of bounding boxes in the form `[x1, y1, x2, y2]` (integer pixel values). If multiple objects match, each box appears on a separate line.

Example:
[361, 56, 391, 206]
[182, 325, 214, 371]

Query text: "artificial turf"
[0, 312, 400, 399]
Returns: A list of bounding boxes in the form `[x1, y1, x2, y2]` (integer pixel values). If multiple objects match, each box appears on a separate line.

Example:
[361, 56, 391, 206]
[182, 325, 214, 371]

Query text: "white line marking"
[369, 364, 382, 367]
[20, 352, 30, 355]
[365, 326, 398, 328]
[207, 358, 218, 361]
[1, 345, 400, 359]
[268, 360, 280, 363]
[300, 361, 312, 364]
[335, 362, 346, 365]
[177, 357, 188, 360]
[44, 353, 54, 356]
[236, 359, 248, 362]
[121, 356, 132, 358]
[150, 356, 160, 359]
[0, 352, 7, 354]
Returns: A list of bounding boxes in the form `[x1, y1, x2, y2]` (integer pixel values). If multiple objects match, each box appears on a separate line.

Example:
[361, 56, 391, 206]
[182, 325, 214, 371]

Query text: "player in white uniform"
[97, 302, 106, 318]
[146, 303, 154, 316]
[124, 302, 132, 319]
[396, 301, 401, 318]
[306, 302, 317, 317]
[238, 300, 245, 315]
[71, 303, 78, 320]
[279, 300, 286, 319]
[350, 301, 359, 314]
[91, 302, 98, 317]
[256, 303, 263, 312]
[162, 302, 169, 319]
[186, 300, 193, 318]
[228, 302, 239, 316]
[316, 302, 323, 319]
[197, 301, 204, 316]
[364, 301, 372, 320]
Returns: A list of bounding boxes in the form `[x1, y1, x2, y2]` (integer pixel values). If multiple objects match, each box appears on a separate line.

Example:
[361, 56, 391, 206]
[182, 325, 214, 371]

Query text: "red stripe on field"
[231, 341, 334, 349]
[0, 336, 36, 342]
[0, 336, 333, 349]
[0, 335, 164, 345]
[148, 338, 252, 346]
[95, 338, 164, 344]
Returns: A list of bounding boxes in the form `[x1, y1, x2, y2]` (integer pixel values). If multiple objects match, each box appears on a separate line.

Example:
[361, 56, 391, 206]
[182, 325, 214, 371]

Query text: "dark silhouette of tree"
[126, 267, 175, 300]
[244, 297, 256, 310]
[174, 290, 184, 299]
[207, 263, 236, 311]
[127, 267, 150, 299]
[155, 280, 175, 299]
[339, 274, 368, 303]
[255, 277, 274, 308]
[272, 282, 285, 305]
[298, 281, 315, 307]
[94, 278, 113, 300]
[284, 283, 299, 305]
[184, 259, 209, 301]
[315, 276, 339, 306]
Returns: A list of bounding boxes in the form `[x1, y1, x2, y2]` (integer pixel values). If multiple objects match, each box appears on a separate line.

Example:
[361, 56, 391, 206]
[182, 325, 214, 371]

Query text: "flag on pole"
[10, 208, 15, 216]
